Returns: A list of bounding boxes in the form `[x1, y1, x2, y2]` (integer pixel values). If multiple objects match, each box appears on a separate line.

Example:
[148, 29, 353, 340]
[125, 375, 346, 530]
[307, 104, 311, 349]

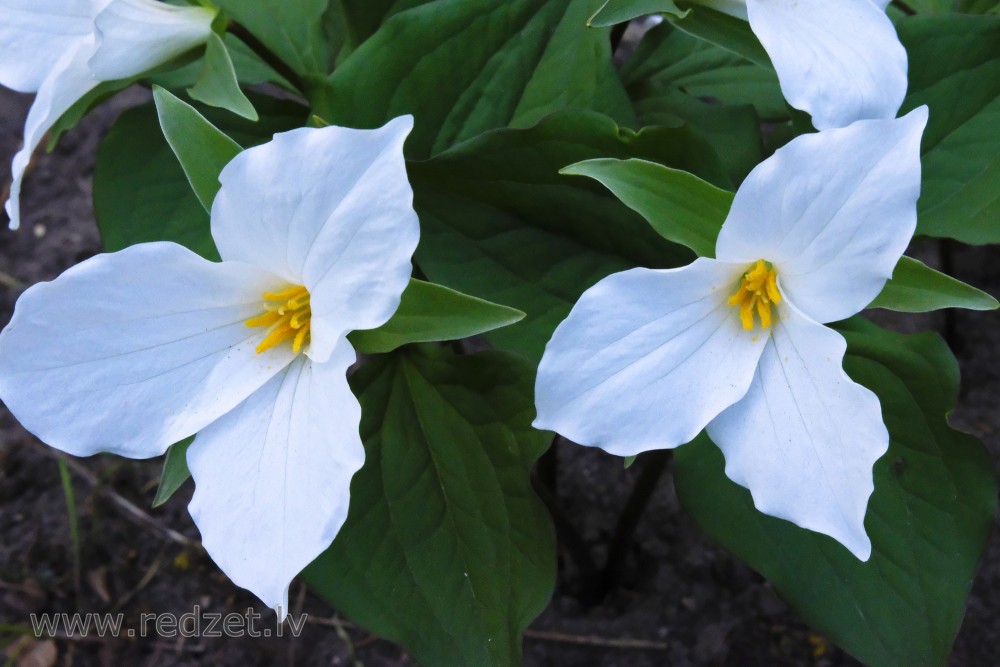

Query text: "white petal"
[5, 39, 100, 230]
[706, 302, 888, 560]
[0, 0, 104, 93]
[211, 118, 419, 363]
[746, 0, 907, 129]
[88, 0, 215, 81]
[534, 258, 769, 457]
[715, 107, 928, 324]
[187, 340, 363, 619]
[0, 243, 297, 458]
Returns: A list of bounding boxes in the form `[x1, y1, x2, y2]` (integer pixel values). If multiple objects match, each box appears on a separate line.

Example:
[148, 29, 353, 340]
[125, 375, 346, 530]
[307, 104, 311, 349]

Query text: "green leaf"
[900, 14, 1000, 244]
[47, 79, 136, 150]
[94, 104, 217, 258]
[588, 0, 687, 27]
[152, 438, 193, 508]
[674, 318, 997, 667]
[150, 33, 293, 91]
[618, 21, 785, 182]
[871, 256, 998, 313]
[900, 0, 1000, 12]
[187, 32, 259, 121]
[215, 0, 331, 77]
[671, 3, 771, 67]
[304, 346, 555, 666]
[410, 111, 725, 362]
[225, 33, 293, 88]
[348, 279, 525, 354]
[94, 98, 305, 256]
[337, 0, 432, 51]
[621, 23, 783, 118]
[152, 86, 243, 213]
[312, 0, 635, 159]
[632, 89, 767, 185]
[561, 157, 733, 258]
[960, 0, 1000, 12]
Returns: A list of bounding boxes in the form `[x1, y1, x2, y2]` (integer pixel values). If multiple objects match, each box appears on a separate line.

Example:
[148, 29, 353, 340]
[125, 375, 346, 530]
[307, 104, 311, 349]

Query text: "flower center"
[728, 259, 781, 330]
[245, 286, 312, 355]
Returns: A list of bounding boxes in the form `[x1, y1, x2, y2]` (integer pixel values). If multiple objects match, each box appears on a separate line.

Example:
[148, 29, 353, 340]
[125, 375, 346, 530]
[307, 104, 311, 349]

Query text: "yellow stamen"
[729, 260, 781, 331]
[244, 310, 283, 328]
[292, 322, 311, 354]
[246, 285, 312, 355]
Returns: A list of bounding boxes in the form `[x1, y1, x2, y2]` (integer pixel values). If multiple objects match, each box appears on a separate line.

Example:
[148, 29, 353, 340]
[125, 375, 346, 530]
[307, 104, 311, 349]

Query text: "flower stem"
[227, 22, 305, 94]
[57, 460, 82, 603]
[598, 450, 670, 600]
[891, 0, 916, 15]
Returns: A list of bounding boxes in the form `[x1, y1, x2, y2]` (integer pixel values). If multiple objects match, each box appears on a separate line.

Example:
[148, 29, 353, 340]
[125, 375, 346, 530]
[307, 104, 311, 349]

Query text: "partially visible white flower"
[535, 107, 928, 559]
[0, 118, 420, 618]
[692, 0, 907, 130]
[0, 0, 216, 230]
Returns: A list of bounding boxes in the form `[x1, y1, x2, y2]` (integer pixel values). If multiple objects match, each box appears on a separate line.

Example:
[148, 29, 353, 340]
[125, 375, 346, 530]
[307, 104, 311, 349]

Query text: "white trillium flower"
[691, 0, 907, 130]
[535, 107, 928, 559]
[0, 118, 420, 617]
[0, 0, 216, 230]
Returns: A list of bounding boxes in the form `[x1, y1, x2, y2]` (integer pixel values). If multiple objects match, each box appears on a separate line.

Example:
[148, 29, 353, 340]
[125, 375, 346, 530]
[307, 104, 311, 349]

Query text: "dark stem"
[610, 22, 629, 53]
[228, 22, 305, 94]
[536, 435, 560, 499]
[532, 438, 602, 600]
[532, 480, 602, 597]
[597, 450, 670, 600]
[891, 0, 916, 15]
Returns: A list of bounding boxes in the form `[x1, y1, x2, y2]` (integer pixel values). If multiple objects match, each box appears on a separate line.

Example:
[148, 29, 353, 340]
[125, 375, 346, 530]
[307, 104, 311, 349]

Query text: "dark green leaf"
[153, 86, 243, 213]
[621, 23, 783, 118]
[336, 0, 431, 51]
[94, 98, 305, 257]
[312, 0, 635, 159]
[618, 21, 785, 182]
[901, 0, 1000, 12]
[410, 111, 724, 362]
[871, 256, 998, 313]
[152, 438, 193, 508]
[349, 279, 525, 354]
[226, 33, 293, 88]
[48, 79, 136, 150]
[188, 33, 258, 121]
[151, 33, 292, 91]
[215, 0, 331, 77]
[672, 3, 771, 67]
[588, 0, 687, 26]
[629, 88, 767, 185]
[900, 14, 1000, 244]
[304, 346, 555, 666]
[94, 104, 216, 258]
[561, 157, 733, 258]
[674, 318, 997, 667]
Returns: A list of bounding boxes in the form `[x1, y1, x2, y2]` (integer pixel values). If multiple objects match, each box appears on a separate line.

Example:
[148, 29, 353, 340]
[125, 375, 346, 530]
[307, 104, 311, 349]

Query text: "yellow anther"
[244, 310, 282, 328]
[246, 285, 312, 354]
[765, 271, 781, 304]
[263, 287, 307, 301]
[729, 260, 781, 331]
[292, 322, 311, 354]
